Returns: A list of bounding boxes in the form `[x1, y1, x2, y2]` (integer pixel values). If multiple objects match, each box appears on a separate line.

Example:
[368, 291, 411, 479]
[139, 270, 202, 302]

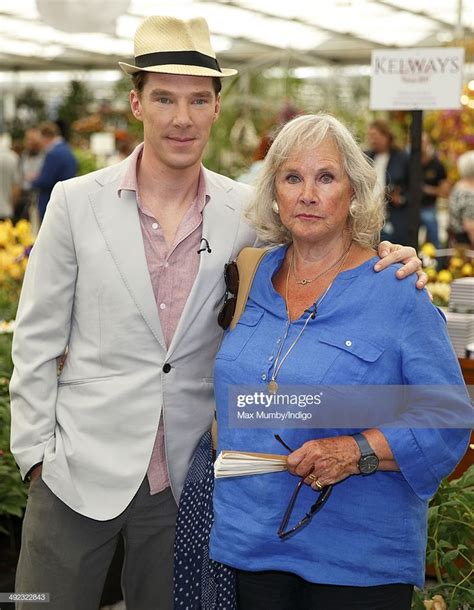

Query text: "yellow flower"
[6, 244, 24, 260]
[0, 224, 10, 247]
[8, 263, 23, 281]
[437, 269, 453, 284]
[421, 242, 437, 258]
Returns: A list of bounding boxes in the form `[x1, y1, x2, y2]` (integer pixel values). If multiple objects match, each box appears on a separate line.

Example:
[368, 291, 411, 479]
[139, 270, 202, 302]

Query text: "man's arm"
[374, 241, 427, 290]
[10, 182, 78, 479]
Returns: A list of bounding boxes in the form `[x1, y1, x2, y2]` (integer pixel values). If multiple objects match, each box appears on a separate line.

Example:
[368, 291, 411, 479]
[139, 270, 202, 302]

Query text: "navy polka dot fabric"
[174, 430, 236, 609]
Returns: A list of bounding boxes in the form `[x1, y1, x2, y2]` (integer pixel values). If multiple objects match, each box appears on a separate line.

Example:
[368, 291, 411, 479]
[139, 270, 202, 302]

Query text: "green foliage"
[57, 80, 94, 127]
[0, 334, 26, 534]
[73, 147, 99, 176]
[0, 280, 22, 322]
[111, 74, 144, 142]
[204, 70, 375, 179]
[412, 466, 474, 609]
[9, 86, 48, 141]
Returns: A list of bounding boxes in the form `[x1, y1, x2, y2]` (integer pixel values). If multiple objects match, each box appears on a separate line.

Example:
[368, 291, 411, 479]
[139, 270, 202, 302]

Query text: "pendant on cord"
[268, 380, 278, 394]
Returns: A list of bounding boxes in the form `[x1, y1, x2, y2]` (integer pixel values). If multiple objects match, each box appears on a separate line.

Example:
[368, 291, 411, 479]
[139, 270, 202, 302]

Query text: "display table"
[451, 359, 474, 479]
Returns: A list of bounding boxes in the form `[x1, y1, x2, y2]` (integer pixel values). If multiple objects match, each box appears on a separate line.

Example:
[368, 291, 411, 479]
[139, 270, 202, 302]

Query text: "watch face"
[360, 454, 379, 475]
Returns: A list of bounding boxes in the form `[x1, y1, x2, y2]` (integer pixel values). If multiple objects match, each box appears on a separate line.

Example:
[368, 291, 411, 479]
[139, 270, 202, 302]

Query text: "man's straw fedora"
[119, 15, 237, 78]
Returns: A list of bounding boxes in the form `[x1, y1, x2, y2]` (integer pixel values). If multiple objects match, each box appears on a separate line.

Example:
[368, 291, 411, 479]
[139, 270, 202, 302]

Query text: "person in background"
[449, 150, 474, 248]
[16, 128, 45, 224]
[31, 121, 77, 221]
[0, 137, 21, 222]
[420, 132, 449, 248]
[366, 120, 410, 244]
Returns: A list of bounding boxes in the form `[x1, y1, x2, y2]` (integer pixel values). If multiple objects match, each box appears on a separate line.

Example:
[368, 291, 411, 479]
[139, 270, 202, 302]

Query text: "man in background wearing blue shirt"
[32, 122, 77, 221]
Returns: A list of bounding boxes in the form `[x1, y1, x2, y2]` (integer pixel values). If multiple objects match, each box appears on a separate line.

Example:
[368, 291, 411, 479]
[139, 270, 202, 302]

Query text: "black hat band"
[135, 50, 221, 72]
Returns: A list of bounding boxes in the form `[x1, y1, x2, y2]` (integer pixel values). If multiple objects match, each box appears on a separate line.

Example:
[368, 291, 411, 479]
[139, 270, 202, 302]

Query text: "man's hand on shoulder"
[374, 241, 427, 290]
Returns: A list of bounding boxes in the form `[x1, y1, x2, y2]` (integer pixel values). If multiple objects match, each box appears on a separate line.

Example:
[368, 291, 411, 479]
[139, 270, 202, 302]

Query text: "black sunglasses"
[217, 261, 239, 330]
[275, 434, 333, 539]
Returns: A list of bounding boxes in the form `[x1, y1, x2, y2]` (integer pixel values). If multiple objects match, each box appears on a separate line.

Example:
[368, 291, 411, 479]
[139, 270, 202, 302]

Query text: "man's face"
[421, 133, 433, 159]
[130, 72, 220, 172]
[24, 129, 42, 152]
[367, 127, 390, 154]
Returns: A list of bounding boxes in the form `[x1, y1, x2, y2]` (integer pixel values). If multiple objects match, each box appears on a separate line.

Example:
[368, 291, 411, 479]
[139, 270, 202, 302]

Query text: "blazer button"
[163, 363, 172, 373]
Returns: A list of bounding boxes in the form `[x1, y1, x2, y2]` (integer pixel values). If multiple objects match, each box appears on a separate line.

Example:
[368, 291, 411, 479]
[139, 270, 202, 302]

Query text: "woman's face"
[274, 138, 353, 246]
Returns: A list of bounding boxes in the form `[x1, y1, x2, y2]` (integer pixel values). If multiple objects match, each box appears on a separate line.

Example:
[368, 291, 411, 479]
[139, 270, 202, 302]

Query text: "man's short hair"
[131, 72, 222, 98]
[38, 122, 60, 139]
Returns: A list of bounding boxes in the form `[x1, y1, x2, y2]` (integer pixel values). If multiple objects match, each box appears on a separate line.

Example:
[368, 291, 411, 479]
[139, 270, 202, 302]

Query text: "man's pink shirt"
[118, 144, 208, 494]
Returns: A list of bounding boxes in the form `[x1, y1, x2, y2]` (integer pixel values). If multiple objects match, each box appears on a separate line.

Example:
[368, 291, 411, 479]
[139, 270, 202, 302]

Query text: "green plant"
[57, 80, 94, 127]
[412, 466, 474, 610]
[0, 334, 27, 535]
[73, 147, 99, 176]
[0, 280, 22, 321]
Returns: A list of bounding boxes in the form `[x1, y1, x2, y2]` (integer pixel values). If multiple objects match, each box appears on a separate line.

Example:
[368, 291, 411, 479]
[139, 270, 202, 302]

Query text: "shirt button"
[160, 303, 166, 310]
[152, 222, 159, 230]
[261, 373, 267, 381]
[345, 340, 352, 347]
[163, 363, 172, 373]
[164, 262, 169, 268]
[276, 338, 281, 344]
[268, 356, 274, 362]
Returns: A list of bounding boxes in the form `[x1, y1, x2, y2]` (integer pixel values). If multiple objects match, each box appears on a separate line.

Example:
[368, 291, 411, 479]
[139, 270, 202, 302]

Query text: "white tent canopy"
[0, 0, 472, 72]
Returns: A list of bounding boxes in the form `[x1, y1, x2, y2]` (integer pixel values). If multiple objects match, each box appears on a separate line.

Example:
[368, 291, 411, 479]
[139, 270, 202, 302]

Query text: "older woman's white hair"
[457, 150, 474, 179]
[245, 113, 385, 248]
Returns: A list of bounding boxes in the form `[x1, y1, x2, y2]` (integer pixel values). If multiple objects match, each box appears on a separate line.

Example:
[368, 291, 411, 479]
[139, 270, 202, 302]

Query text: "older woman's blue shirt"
[209, 246, 470, 588]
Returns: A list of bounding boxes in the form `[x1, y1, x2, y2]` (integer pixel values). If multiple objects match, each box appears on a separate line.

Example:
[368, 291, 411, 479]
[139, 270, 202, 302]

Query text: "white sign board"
[90, 132, 115, 157]
[370, 47, 464, 110]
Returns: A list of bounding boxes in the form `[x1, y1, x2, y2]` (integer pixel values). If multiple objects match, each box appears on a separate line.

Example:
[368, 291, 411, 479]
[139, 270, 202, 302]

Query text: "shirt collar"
[118, 142, 209, 214]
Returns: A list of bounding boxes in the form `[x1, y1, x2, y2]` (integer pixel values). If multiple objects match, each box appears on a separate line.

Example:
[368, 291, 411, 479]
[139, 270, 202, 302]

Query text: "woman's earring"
[272, 200, 279, 214]
[349, 197, 357, 215]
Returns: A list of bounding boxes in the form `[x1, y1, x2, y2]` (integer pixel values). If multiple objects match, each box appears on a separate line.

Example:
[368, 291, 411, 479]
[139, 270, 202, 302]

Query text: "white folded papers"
[450, 277, 474, 313]
[445, 311, 474, 358]
[214, 451, 288, 478]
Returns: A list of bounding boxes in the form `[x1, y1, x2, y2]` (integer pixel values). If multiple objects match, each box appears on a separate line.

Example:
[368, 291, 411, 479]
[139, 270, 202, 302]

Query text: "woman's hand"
[374, 241, 427, 290]
[286, 436, 360, 489]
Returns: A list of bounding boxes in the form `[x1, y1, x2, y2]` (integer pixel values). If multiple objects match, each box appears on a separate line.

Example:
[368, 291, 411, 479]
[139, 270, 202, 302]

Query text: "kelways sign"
[370, 47, 464, 110]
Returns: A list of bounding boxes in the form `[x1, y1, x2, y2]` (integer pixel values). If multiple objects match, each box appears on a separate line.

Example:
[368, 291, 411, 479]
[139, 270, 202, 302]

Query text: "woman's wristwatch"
[352, 433, 379, 475]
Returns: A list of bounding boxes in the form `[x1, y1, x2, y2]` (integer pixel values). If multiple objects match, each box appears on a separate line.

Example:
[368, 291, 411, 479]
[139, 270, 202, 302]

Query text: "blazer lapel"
[166, 172, 240, 358]
[89, 175, 166, 351]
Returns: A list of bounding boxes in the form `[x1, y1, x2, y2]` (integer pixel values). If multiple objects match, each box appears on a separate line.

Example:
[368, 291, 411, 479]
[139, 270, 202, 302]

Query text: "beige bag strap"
[229, 247, 270, 330]
[211, 417, 218, 452]
[211, 247, 270, 451]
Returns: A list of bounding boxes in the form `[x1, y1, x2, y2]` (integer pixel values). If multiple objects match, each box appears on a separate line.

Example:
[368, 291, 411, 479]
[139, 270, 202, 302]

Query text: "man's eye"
[158, 97, 171, 104]
[193, 98, 208, 105]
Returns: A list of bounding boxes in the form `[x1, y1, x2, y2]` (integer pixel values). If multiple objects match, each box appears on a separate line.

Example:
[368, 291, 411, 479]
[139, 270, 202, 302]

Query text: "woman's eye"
[320, 173, 333, 183]
[286, 175, 300, 184]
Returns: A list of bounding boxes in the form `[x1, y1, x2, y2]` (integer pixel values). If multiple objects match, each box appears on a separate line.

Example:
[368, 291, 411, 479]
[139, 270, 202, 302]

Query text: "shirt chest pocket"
[216, 309, 264, 361]
[317, 331, 385, 384]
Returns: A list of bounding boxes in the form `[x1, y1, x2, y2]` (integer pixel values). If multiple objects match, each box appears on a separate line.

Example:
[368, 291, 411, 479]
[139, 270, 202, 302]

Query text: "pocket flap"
[232, 308, 263, 328]
[318, 332, 384, 362]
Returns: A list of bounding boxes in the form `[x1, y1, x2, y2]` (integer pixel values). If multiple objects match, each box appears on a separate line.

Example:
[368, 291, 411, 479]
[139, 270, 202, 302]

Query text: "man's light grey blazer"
[10, 159, 256, 520]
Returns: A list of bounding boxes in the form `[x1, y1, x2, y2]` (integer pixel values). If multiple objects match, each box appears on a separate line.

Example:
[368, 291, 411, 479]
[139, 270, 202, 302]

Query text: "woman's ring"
[309, 474, 323, 489]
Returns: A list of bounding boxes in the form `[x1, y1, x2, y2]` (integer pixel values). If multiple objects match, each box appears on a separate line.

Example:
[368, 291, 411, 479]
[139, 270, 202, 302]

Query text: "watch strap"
[352, 433, 374, 458]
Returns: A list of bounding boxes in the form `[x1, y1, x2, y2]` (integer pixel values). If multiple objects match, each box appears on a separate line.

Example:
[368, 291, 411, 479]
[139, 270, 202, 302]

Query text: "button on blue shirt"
[210, 246, 471, 588]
